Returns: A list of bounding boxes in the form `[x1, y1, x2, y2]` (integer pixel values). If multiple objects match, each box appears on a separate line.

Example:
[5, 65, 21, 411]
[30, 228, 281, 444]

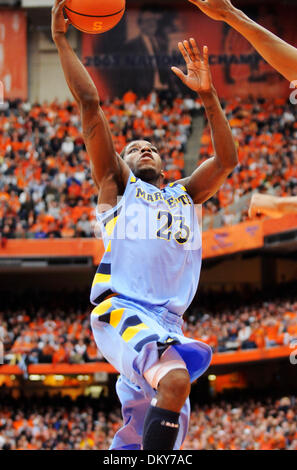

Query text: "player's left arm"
[172, 39, 238, 204]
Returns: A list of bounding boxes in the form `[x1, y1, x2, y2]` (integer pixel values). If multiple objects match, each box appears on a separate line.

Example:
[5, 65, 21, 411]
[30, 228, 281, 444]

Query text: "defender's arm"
[249, 194, 297, 219]
[189, 0, 297, 83]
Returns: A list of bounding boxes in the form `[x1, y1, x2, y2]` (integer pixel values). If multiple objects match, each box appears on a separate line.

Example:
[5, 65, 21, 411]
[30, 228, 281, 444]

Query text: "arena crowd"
[0, 394, 296, 450]
[1, 93, 296, 239]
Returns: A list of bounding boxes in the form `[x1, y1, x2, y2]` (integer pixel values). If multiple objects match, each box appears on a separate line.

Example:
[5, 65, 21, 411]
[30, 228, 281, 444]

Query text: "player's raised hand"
[171, 39, 212, 94]
[188, 0, 236, 22]
[51, 0, 69, 40]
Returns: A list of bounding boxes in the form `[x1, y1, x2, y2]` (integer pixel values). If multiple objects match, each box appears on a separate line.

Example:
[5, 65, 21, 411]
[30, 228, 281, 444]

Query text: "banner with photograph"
[82, 2, 297, 100]
[0, 10, 27, 100]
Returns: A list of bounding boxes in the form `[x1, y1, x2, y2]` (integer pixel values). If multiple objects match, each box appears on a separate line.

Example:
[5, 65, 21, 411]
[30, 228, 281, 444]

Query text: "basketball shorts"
[90, 294, 212, 450]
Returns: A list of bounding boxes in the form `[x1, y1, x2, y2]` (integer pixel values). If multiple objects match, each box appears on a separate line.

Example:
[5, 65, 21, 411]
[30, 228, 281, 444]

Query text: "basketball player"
[249, 193, 297, 219]
[52, 0, 237, 450]
[188, 0, 297, 83]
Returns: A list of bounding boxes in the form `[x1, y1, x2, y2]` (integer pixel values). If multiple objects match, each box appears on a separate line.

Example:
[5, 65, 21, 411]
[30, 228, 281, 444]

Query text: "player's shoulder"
[167, 178, 189, 193]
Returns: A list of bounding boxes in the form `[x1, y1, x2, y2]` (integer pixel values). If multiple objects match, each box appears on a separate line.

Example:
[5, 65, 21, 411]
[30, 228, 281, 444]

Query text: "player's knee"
[158, 368, 191, 403]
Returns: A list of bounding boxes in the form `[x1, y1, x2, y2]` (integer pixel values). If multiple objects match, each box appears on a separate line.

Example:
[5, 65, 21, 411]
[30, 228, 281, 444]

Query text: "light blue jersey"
[90, 171, 202, 316]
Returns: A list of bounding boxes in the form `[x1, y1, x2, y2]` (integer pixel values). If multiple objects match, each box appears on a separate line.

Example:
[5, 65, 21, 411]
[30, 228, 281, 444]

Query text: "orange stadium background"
[0, 9, 27, 100]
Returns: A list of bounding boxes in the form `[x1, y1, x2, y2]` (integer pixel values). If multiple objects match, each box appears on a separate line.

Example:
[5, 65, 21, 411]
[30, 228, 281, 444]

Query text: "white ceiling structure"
[21, 0, 53, 7]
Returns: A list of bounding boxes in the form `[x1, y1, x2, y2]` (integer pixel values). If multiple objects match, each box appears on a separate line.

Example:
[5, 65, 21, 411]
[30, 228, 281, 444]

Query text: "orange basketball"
[65, 0, 125, 34]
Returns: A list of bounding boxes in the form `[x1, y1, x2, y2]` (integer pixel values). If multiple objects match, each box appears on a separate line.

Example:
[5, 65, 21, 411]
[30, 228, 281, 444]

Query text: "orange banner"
[211, 345, 292, 366]
[0, 10, 27, 100]
[0, 238, 104, 265]
[202, 220, 263, 259]
[263, 214, 297, 237]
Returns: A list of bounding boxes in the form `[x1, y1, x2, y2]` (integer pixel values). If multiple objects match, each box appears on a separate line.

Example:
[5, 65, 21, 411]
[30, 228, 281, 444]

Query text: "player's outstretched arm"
[249, 194, 297, 219]
[51, 0, 129, 193]
[188, 0, 297, 83]
[172, 38, 238, 204]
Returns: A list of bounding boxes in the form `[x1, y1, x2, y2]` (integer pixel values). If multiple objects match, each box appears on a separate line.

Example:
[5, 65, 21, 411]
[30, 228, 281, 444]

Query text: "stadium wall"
[277, 258, 297, 284]
[28, 27, 79, 102]
[200, 256, 262, 290]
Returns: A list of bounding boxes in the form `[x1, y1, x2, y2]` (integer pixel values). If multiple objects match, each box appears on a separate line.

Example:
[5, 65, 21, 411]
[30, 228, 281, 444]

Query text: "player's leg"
[142, 346, 191, 450]
[110, 375, 151, 450]
[110, 373, 190, 451]
[90, 297, 211, 449]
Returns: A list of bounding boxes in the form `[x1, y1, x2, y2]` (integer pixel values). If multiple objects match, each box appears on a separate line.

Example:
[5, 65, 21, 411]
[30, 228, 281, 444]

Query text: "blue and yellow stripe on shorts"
[91, 296, 160, 353]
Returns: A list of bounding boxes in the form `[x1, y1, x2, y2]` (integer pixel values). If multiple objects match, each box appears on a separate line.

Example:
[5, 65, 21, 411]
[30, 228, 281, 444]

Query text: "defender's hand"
[249, 193, 261, 218]
[171, 38, 213, 94]
[188, 0, 236, 22]
[52, 0, 69, 41]
[248, 193, 280, 219]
